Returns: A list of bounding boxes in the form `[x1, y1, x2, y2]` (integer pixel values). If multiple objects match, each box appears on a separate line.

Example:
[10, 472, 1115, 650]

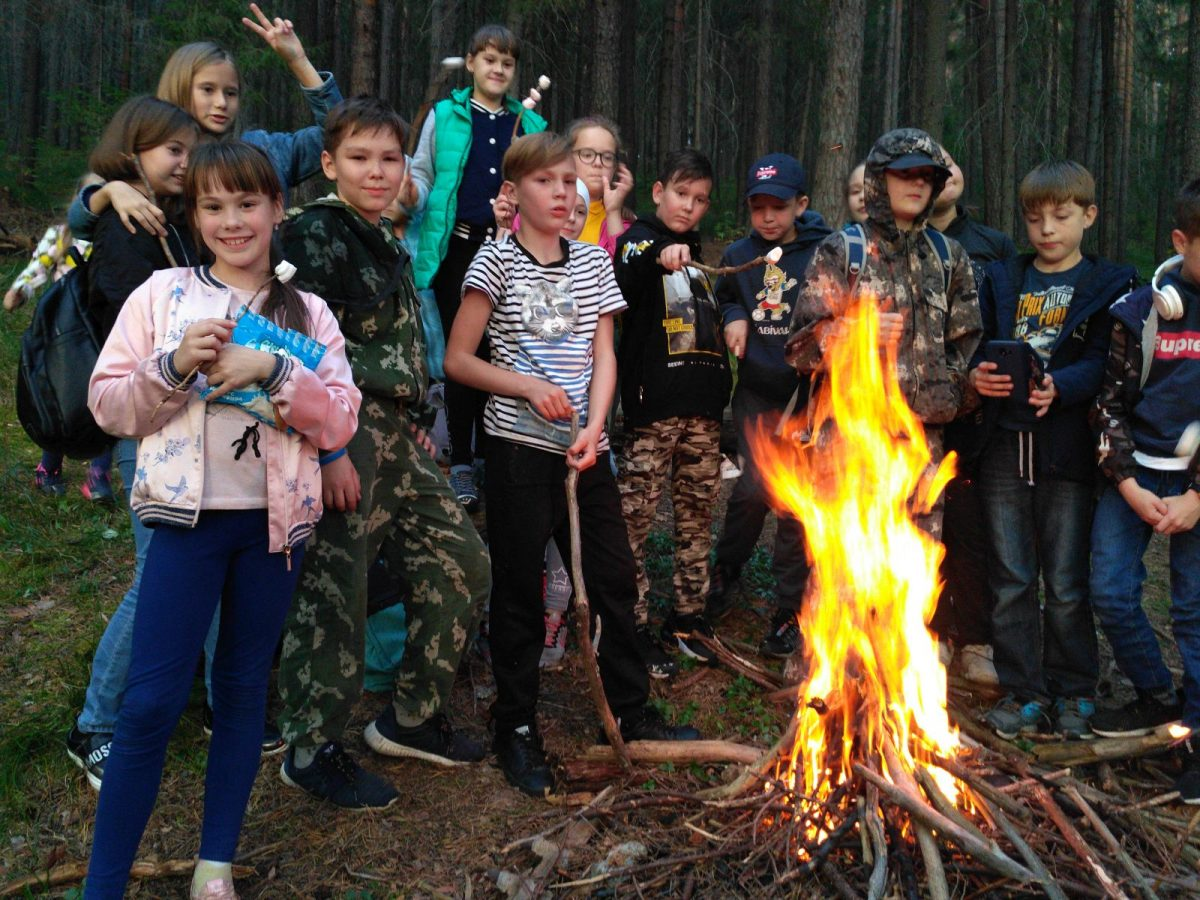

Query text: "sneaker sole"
[1092, 723, 1172, 739]
[362, 721, 479, 766]
[278, 761, 399, 810]
[759, 646, 795, 660]
[647, 666, 676, 680]
[66, 747, 103, 792]
[672, 636, 716, 664]
[204, 723, 290, 756]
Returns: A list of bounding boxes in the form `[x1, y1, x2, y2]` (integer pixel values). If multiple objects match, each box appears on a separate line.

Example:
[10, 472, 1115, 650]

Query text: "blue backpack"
[842, 222, 952, 293]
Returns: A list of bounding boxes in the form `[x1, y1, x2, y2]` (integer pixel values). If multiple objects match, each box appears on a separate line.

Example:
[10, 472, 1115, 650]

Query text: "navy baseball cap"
[746, 153, 807, 200]
[885, 152, 950, 175]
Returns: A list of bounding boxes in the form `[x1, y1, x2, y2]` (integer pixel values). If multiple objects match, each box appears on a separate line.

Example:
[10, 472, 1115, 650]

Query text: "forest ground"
[0, 198, 1183, 898]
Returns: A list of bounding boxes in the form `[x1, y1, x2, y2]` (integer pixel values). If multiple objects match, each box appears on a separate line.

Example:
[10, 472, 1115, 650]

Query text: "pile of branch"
[500, 701, 1200, 898]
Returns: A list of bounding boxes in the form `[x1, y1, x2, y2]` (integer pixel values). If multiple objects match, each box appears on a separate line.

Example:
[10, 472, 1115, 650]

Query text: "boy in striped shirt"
[446, 133, 701, 797]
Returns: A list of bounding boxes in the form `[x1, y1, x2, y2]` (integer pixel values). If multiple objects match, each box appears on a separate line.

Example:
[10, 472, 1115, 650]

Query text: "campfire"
[491, 296, 1200, 898]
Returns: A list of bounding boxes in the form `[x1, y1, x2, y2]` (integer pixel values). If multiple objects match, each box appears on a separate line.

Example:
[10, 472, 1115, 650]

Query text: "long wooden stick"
[1029, 784, 1130, 900]
[566, 412, 630, 770]
[689, 248, 781, 278]
[1, 860, 254, 897]
[1063, 785, 1162, 900]
[577, 739, 762, 766]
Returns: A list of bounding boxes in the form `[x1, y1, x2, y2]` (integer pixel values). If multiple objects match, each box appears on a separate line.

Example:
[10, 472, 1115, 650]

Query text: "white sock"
[192, 859, 233, 893]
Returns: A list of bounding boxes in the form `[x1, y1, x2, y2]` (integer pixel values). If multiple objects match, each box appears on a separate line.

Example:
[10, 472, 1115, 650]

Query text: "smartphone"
[984, 340, 1044, 404]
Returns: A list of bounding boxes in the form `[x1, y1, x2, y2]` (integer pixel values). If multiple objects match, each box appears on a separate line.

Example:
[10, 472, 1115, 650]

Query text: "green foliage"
[716, 675, 780, 744]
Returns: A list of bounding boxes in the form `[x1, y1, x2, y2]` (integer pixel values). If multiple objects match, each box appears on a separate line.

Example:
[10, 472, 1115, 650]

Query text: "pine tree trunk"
[999, 0, 1018, 237]
[1185, 0, 1200, 178]
[1067, 0, 1095, 162]
[917, 0, 949, 138]
[656, 0, 685, 157]
[19, 0, 42, 173]
[351, 0, 379, 95]
[810, 0, 866, 228]
[977, 0, 1005, 231]
[882, 0, 902, 136]
[752, 0, 776, 158]
[617, 0, 638, 162]
[592, 0, 621, 120]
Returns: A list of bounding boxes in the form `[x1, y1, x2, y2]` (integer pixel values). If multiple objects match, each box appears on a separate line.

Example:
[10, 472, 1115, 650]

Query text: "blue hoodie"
[717, 210, 831, 404]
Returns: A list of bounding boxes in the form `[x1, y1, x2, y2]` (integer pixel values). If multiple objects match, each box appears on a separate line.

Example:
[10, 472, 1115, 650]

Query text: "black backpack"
[16, 249, 111, 459]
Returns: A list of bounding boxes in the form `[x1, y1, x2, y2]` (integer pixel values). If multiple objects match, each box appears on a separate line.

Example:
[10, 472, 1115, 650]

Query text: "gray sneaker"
[984, 695, 1050, 740]
[1054, 697, 1095, 741]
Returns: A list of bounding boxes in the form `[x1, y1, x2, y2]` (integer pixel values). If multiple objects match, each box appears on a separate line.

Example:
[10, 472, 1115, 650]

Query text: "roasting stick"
[566, 412, 631, 771]
[689, 245, 783, 278]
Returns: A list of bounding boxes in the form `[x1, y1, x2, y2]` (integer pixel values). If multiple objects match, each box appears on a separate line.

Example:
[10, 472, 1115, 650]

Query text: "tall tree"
[1066, 0, 1095, 163]
[592, 0, 621, 120]
[752, 0, 776, 158]
[656, 0, 685, 157]
[1186, 0, 1200, 178]
[810, 0, 866, 228]
[350, 0, 379, 95]
[914, 0, 949, 138]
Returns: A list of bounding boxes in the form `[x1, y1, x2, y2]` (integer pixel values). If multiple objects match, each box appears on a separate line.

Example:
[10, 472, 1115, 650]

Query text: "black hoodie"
[717, 210, 832, 404]
[614, 215, 732, 428]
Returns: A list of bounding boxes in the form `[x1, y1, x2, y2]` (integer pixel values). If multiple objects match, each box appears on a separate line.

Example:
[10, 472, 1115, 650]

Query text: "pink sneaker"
[540, 610, 568, 668]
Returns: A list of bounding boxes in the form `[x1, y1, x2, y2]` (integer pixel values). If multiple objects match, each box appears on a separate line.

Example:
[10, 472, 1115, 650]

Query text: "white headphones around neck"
[1152, 255, 1186, 320]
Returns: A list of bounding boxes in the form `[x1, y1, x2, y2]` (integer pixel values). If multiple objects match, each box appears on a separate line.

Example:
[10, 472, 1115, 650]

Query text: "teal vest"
[413, 86, 547, 290]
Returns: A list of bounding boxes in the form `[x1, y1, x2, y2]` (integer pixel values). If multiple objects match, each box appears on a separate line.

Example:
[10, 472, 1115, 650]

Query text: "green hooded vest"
[413, 86, 547, 290]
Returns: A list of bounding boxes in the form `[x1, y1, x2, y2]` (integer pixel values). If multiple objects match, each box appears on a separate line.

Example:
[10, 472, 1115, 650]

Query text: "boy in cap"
[706, 153, 832, 657]
[614, 149, 730, 675]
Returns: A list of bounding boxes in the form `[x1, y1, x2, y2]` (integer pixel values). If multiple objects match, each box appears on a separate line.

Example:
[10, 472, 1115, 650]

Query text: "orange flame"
[750, 296, 959, 808]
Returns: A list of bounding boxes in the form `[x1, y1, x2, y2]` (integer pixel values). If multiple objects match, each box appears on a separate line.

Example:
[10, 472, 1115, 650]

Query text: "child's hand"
[604, 163, 634, 211]
[525, 378, 573, 421]
[243, 4, 307, 66]
[878, 311, 904, 346]
[175, 319, 235, 373]
[492, 187, 516, 234]
[109, 181, 166, 237]
[1029, 373, 1057, 417]
[202, 345, 277, 400]
[398, 169, 417, 209]
[3, 287, 25, 311]
[725, 319, 749, 359]
[969, 361, 1013, 398]
[1156, 490, 1200, 534]
[322, 453, 361, 512]
[566, 426, 600, 471]
[409, 423, 437, 458]
[1118, 477, 1168, 527]
[658, 243, 692, 272]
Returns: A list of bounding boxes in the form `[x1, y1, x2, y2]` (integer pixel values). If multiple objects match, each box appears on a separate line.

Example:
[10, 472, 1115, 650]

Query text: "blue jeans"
[1090, 467, 1200, 729]
[84, 511, 302, 898]
[978, 429, 1097, 700]
[77, 439, 219, 734]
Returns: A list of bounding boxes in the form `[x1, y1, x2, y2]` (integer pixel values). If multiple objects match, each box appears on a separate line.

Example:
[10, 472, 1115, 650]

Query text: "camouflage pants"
[277, 399, 491, 749]
[619, 416, 721, 622]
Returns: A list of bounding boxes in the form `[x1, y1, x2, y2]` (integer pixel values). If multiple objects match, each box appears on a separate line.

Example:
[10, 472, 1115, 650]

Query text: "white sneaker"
[719, 454, 742, 480]
[191, 878, 239, 900]
[957, 643, 999, 685]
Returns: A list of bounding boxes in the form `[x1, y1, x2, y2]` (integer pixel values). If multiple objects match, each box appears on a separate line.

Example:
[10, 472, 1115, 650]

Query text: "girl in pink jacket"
[84, 141, 359, 900]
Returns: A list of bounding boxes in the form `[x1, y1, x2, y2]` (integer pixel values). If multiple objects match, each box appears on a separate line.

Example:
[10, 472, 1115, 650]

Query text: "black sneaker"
[662, 611, 716, 664]
[1091, 690, 1184, 738]
[202, 703, 288, 756]
[760, 607, 801, 659]
[612, 706, 702, 742]
[636, 624, 678, 679]
[279, 742, 399, 809]
[495, 724, 553, 796]
[66, 725, 111, 791]
[704, 564, 740, 621]
[364, 706, 484, 765]
[1178, 735, 1200, 805]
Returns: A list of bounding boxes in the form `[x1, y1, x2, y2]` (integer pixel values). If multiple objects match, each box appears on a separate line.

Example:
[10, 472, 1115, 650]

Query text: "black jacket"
[88, 206, 195, 339]
[973, 253, 1138, 482]
[937, 205, 1016, 272]
[717, 210, 830, 404]
[614, 215, 732, 428]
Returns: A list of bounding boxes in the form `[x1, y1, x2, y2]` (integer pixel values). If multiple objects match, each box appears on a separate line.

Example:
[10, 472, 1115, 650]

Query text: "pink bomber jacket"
[89, 267, 361, 558]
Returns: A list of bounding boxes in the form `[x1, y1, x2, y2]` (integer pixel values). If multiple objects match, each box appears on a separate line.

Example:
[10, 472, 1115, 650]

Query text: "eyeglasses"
[574, 148, 616, 167]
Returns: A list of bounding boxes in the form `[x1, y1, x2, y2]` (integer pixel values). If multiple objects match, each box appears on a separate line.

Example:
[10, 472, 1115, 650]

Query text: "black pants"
[432, 233, 489, 466]
[931, 474, 994, 644]
[485, 437, 649, 734]
[713, 386, 810, 611]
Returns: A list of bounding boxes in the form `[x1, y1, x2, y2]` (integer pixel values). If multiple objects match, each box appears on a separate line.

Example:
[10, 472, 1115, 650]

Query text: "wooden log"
[566, 413, 630, 770]
[1032, 730, 1178, 767]
[1, 860, 254, 896]
[696, 709, 798, 800]
[863, 784, 889, 900]
[577, 740, 762, 766]
[853, 763, 1037, 884]
[688, 633, 786, 689]
[989, 805, 1070, 900]
[1029, 784, 1131, 900]
[881, 741, 948, 900]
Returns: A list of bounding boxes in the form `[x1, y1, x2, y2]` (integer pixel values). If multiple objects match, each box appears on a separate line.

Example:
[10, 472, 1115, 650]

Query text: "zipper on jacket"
[284, 542, 292, 572]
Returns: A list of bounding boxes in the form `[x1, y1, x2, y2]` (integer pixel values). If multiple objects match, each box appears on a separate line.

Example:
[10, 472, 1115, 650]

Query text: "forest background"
[0, 0, 1191, 273]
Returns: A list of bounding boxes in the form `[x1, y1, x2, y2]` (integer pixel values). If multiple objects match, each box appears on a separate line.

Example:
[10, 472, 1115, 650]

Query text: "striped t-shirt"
[462, 236, 626, 454]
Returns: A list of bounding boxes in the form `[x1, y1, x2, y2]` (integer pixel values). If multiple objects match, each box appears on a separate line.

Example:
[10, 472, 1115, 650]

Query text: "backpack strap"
[924, 228, 952, 292]
[842, 222, 866, 293]
[1141, 306, 1159, 388]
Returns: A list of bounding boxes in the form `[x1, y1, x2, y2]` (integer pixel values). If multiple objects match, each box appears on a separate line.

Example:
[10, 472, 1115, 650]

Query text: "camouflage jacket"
[284, 197, 430, 422]
[786, 128, 982, 425]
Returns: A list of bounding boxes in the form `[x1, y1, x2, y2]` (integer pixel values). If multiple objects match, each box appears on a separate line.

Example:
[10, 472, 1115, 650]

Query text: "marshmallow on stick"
[511, 75, 551, 140]
[690, 245, 783, 277]
[407, 56, 467, 155]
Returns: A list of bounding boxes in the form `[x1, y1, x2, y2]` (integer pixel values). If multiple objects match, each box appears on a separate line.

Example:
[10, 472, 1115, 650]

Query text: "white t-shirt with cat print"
[462, 236, 626, 454]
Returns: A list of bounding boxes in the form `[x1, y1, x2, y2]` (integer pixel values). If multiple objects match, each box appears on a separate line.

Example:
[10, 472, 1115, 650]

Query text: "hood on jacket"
[749, 210, 832, 254]
[863, 128, 950, 242]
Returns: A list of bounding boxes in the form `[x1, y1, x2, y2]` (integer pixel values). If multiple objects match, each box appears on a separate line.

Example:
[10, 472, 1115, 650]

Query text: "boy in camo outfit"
[276, 98, 491, 809]
[613, 149, 731, 677]
[786, 127, 982, 541]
